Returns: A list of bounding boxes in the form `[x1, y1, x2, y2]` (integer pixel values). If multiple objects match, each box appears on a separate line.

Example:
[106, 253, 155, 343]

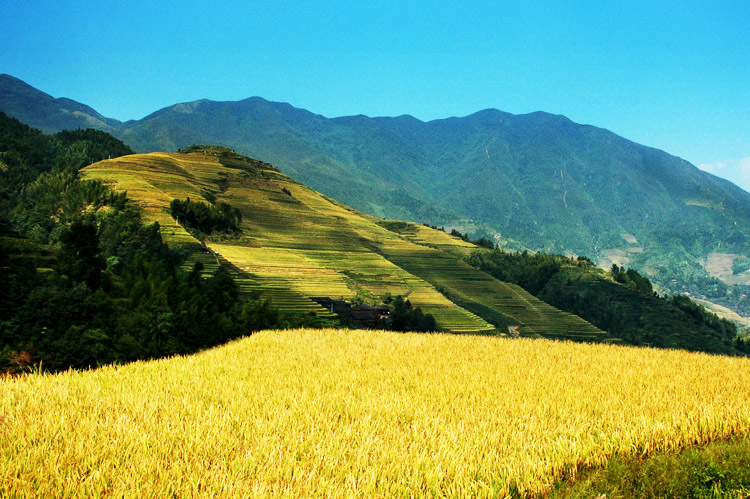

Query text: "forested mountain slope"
[0, 74, 121, 134]
[2, 111, 745, 370]
[4, 75, 750, 315]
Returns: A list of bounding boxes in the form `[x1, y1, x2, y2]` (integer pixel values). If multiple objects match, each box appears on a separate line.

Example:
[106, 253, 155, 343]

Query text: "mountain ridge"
[3, 74, 750, 317]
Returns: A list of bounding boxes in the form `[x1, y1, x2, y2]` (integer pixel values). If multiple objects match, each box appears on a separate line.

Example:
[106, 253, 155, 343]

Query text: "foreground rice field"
[2, 329, 750, 497]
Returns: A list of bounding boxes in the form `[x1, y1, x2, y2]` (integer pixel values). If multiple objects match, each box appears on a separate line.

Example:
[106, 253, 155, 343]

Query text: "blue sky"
[2, 0, 749, 189]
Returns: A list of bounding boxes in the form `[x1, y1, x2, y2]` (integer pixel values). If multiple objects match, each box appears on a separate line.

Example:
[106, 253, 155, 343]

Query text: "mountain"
[1, 110, 743, 356]
[117, 98, 453, 223]
[3, 75, 750, 316]
[0, 74, 122, 134]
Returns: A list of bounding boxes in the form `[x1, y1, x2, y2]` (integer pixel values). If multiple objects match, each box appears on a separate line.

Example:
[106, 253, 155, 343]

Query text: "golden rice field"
[2, 329, 750, 497]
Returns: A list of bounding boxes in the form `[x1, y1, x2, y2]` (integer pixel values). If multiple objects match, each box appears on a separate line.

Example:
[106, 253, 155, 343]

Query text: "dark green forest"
[466, 249, 748, 355]
[0, 113, 281, 372]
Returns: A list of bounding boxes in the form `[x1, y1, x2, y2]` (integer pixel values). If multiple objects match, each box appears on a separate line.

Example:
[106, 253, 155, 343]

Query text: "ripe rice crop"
[3, 329, 749, 497]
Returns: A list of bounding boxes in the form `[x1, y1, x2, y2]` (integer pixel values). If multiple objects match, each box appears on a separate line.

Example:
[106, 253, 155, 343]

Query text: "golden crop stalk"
[2, 329, 749, 497]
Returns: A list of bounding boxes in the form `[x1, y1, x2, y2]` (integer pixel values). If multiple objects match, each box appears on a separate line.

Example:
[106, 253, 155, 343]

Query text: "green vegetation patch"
[177, 144, 276, 174]
[550, 436, 750, 498]
[734, 256, 750, 276]
[467, 249, 745, 354]
[169, 197, 242, 236]
[377, 219, 418, 235]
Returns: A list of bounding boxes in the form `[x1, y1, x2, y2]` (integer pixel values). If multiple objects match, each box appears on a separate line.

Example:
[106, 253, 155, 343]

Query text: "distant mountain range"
[3, 73, 750, 316]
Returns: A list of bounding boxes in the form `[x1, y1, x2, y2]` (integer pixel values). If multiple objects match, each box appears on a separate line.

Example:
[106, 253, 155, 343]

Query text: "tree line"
[466, 248, 748, 355]
[388, 295, 437, 332]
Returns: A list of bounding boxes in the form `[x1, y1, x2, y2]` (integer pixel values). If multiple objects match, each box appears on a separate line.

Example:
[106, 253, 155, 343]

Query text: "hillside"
[81, 147, 607, 340]
[3, 75, 750, 318]
[3, 329, 750, 497]
[2, 111, 744, 356]
[466, 249, 742, 355]
[1, 114, 308, 373]
[119, 100, 750, 316]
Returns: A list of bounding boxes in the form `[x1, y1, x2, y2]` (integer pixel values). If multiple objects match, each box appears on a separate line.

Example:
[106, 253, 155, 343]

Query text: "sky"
[2, 0, 749, 189]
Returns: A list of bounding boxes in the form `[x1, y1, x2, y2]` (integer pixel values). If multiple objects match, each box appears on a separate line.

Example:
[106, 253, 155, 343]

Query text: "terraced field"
[380, 241, 609, 341]
[82, 150, 610, 339]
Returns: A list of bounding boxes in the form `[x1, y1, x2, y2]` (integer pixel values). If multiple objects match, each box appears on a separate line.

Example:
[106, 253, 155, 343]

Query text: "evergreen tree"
[56, 221, 106, 290]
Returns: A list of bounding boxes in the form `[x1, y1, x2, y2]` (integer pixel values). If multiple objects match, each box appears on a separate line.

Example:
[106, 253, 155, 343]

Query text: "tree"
[56, 221, 106, 290]
[390, 296, 438, 332]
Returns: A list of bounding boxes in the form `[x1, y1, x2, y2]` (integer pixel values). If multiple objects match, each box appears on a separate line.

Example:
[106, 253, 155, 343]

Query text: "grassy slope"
[81, 151, 606, 338]
[2, 329, 750, 497]
[550, 436, 750, 498]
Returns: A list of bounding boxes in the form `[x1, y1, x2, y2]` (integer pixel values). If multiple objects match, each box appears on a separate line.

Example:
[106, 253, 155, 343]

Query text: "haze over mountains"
[3, 73, 750, 316]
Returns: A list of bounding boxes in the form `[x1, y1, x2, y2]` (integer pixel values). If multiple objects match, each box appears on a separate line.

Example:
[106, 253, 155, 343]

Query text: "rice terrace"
[79, 148, 607, 340]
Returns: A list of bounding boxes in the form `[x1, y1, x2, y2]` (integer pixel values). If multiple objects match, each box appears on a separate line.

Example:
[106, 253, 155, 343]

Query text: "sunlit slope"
[81, 152, 336, 318]
[375, 222, 609, 340]
[3, 329, 750, 497]
[82, 151, 604, 337]
[83, 152, 490, 332]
